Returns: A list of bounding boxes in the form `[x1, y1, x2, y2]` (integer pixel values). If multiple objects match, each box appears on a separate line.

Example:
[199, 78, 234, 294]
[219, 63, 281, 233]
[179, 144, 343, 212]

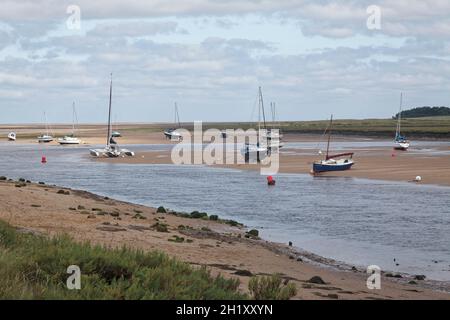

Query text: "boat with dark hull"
[312, 115, 355, 173]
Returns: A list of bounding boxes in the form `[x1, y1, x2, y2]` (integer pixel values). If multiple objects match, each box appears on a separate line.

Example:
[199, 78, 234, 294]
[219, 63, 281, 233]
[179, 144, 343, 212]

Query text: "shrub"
[0, 176, 7, 181]
[152, 223, 169, 233]
[209, 215, 219, 221]
[247, 229, 259, 237]
[190, 211, 208, 219]
[0, 220, 245, 300]
[248, 274, 297, 300]
[156, 207, 167, 214]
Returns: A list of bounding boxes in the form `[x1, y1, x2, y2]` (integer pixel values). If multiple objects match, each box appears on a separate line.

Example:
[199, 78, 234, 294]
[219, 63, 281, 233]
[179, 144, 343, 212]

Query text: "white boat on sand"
[394, 93, 410, 151]
[58, 102, 81, 145]
[37, 112, 54, 143]
[7, 132, 16, 141]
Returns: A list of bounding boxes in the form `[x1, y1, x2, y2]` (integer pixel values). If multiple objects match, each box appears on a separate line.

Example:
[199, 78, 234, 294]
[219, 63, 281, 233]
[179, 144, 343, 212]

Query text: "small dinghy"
[7, 132, 16, 141]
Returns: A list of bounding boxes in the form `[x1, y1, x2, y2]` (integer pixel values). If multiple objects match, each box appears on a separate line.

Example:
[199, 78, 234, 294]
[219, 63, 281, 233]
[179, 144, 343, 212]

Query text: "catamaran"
[90, 74, 134, 158]
[37, 112, 54, 143]
[7, 132, 16, 141]
[164, 102, 183, 141]
[58, 102, 81, 145]
[312, 115, 354, 173]
[394, 93, 410, 151]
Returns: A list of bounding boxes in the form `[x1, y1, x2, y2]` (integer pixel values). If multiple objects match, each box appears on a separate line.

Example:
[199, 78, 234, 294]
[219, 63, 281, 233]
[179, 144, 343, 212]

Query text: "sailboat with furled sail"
[394, 93, 410, 151]
[312, 115, 354, 173]
[90, 74, 134, 158]
[58, 102, 81, 145]
[164, 102, 183, 141]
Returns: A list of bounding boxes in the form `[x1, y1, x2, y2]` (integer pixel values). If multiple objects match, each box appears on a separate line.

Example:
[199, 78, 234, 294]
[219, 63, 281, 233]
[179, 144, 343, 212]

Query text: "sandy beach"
[1, 178, 449, 300]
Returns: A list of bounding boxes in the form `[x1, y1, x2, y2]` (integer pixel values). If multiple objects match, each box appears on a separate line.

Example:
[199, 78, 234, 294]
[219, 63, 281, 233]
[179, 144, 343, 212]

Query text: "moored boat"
[7, 132, 16, 141]
[394, 93, 410, 151]
[90, 74, 135, 158]
[312, 115, 355, 173]
[164, 103, 183, 141]
[58, 102, 81, 145]
[38, 112, 54, 143]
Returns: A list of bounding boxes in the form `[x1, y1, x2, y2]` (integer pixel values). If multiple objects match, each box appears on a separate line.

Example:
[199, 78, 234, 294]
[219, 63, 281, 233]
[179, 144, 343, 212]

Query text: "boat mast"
[107, 73, 113, 147]
[396, 92, 403, 138]
[72, 102, 76, 136]
[44, 112, 49, 136]
[326, 115, 333, 159]
[174, 102, 180, 128]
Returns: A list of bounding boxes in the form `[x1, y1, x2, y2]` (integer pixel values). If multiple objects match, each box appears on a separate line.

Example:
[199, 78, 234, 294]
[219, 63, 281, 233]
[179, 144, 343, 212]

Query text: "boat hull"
[313, 162, 354, 173]
[394, 141, 409, 151]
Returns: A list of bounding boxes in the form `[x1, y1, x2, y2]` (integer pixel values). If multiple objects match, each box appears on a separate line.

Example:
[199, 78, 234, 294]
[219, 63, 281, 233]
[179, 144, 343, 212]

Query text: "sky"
[0, 0, 450, 124]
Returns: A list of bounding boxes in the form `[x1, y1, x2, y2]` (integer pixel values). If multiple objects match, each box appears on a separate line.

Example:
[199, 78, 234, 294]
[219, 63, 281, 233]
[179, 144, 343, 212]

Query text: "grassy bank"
[0, 220, 245, 300]
[118, 117, 449, 139]
[199, 117, 450, 139]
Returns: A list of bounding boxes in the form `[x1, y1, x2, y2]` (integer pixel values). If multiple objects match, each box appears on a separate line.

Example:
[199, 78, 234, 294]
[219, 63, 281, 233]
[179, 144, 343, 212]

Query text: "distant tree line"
[393, 106, 450, 119]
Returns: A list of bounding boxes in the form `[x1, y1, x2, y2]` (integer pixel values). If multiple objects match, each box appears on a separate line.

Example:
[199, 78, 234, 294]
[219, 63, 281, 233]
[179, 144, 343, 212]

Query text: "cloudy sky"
[0, 0, 449, 123]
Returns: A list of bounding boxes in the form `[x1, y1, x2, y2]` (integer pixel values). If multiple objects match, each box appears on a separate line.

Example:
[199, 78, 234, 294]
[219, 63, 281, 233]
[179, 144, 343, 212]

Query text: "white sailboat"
[164, 102, 183, 141]
[394, 93, 410, 151]
[37, 112, 54, 143]
[58, 102, 81, 145]
[241, 87, 270, 162]
[7, 132, 16, 141]
[90, 74, 135, 158]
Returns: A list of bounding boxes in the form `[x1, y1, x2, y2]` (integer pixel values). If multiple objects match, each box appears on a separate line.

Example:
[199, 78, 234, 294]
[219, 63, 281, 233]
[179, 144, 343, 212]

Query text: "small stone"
[288, 241, 293, 246]
[414, 275, 426, 281]
[307, 276, 326, 285]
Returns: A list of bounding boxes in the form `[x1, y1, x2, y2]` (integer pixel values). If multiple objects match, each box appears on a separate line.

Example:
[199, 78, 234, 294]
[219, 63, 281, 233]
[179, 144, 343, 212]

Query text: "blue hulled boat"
[312, 115, 355, 174]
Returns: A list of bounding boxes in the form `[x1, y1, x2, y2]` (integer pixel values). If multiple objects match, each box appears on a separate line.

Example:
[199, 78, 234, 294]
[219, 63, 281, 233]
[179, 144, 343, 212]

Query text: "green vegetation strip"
[0, 220, 244, 300]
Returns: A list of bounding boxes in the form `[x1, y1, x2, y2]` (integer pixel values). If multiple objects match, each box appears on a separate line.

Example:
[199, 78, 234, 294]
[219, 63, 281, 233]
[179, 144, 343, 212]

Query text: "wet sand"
[1, 178, 449, 300]
[97, 143, 450, 187]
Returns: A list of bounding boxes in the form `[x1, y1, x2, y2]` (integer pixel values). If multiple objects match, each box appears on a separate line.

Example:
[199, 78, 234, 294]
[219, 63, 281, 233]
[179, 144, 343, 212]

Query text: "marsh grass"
[0, 220, 245, 300]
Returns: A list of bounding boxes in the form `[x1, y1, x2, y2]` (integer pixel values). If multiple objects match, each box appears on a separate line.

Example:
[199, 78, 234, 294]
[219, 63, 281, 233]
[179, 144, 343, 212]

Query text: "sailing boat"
[312, 115, 354, 173]
[262, 101, 283, 148]
[394, 93, 410, 151]
[37, 112, 54, 143]
[241, 86, 270, 162]
[90, 74, 135, 158]
[163, 102, 183, 141]
[58, 102, 81, 145]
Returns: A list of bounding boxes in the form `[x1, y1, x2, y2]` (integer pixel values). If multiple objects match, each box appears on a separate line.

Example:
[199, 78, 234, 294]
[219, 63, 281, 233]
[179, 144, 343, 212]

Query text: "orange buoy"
[41, 156, 47, 163]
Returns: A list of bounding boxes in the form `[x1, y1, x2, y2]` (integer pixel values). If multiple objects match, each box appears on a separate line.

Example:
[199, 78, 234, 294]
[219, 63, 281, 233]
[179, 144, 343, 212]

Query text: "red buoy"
[41, 156, 47, 164]
[267, 176, 276, 186]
